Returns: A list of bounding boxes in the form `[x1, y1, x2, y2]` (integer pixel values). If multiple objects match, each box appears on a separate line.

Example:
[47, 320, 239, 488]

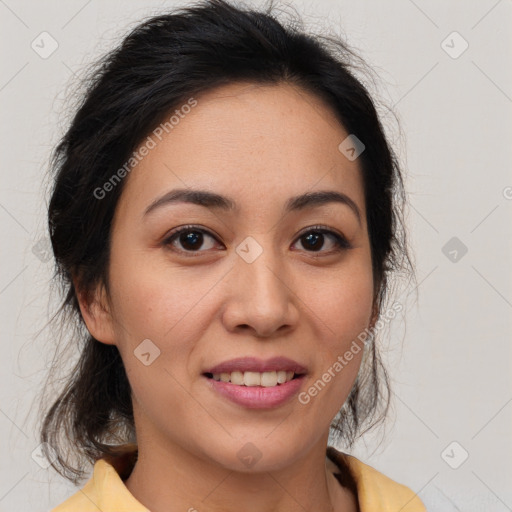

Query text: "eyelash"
[162, 224, 352, 257]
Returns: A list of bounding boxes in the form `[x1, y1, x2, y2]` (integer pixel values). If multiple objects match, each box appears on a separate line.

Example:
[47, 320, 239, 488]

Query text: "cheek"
[302, 257, 374, 348]
[107, 260, 218, 418]
[106, 247, 230, 409]
[298, 258, 374, 407]
[108, 245, 220, 343]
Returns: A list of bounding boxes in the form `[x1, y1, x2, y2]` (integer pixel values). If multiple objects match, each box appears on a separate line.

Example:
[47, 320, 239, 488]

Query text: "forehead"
[117, 81, 366, 219]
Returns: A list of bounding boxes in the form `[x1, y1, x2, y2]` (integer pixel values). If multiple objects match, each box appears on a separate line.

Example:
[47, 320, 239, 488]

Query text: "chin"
[197, 435, 310, 473]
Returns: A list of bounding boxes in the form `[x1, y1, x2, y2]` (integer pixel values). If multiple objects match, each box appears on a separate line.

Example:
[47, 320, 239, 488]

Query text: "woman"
[40, 0, 425, 510]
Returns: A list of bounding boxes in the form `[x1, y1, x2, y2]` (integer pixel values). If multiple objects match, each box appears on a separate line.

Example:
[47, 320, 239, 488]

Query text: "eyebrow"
[143, 188, 362, 226]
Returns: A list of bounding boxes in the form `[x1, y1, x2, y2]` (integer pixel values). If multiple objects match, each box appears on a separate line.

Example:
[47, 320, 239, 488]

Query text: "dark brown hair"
[38, 0, 415, 484]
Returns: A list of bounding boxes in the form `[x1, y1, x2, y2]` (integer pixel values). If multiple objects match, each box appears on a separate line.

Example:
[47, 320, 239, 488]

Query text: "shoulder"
[50, 445, 147, 512]
[50, 461, 105, 512]
[326, 445, 427, 512]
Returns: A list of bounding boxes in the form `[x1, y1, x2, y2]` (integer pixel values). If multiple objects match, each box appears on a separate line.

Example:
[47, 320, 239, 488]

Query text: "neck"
[124, 435, 357, 512]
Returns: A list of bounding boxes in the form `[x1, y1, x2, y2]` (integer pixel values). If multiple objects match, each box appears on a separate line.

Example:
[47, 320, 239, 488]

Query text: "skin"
[77, 81, 379, 512]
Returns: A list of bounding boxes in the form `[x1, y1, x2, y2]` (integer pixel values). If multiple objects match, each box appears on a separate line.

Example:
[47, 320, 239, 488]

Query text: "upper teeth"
[211, 370, 295, 387]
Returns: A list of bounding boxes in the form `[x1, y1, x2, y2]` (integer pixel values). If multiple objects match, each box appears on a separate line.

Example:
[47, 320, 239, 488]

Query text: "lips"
[203, 356, 308, 376]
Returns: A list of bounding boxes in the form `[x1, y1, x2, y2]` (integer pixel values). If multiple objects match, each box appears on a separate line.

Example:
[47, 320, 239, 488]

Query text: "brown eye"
[163, 226, 220, 254]
[293, 226, 351, 253]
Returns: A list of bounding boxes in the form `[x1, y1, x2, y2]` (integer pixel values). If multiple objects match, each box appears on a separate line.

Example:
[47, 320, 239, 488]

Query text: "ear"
[73, 276, 116, 345]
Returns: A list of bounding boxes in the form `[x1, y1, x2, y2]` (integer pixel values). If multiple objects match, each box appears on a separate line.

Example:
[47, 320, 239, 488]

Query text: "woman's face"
[84, 82, 376, 471]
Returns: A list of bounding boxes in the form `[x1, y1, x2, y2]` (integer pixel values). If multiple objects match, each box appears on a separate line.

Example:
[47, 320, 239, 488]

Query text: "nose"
[221, 240, 300, 338]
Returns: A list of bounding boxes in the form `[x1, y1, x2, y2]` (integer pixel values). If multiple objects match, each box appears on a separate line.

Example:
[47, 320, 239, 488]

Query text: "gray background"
[1, 0, 511, 510]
